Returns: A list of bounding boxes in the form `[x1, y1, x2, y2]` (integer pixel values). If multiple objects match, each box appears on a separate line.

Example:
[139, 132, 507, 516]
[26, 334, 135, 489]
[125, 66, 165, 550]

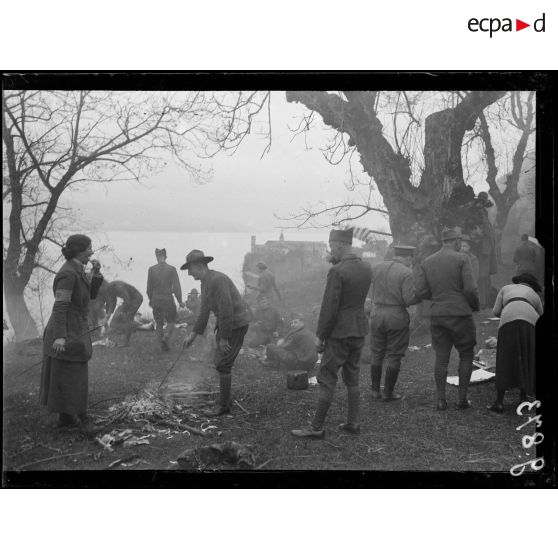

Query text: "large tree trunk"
[3, 274, 39, 341]
[286, 91, 506, 258]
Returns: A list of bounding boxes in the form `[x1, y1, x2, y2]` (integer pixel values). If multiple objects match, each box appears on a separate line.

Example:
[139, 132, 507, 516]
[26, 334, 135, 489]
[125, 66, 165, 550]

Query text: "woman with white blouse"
[488, 273, 543, 413]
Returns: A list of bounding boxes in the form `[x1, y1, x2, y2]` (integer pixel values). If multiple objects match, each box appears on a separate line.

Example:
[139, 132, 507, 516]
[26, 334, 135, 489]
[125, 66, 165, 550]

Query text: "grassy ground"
[2, 320, 536, 474]
[3, 262, 538, 474]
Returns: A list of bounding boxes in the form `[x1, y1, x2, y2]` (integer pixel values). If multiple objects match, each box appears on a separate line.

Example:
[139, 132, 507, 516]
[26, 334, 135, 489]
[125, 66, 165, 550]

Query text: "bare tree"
[285, 90, 506, 254]
[477, 91, 535, 257]
[2, 90, 269, 341]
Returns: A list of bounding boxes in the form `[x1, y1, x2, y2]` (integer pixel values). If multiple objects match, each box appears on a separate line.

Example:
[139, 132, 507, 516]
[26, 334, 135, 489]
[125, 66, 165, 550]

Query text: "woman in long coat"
[39, 234, 104, 434]
[488, 272, 543, 413]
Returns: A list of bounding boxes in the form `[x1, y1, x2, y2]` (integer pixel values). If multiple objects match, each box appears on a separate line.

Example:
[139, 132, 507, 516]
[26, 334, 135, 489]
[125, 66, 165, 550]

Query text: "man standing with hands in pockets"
[182, 250, 251, 417]
[292, 229, 372, 438]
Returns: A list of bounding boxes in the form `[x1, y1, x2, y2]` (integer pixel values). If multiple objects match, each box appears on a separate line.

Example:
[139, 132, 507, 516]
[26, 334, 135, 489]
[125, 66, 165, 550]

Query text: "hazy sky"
[68, 92, 389, 235]
[63, 90, 533, 237]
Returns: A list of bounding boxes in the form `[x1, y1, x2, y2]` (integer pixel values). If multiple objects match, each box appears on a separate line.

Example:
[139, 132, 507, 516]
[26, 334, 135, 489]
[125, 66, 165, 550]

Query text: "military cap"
[329, 229, 353, 244]
[393, 244, 416, 256]
[155, 248, 167, 257]
[256, 261, 268, 270]
[442, 227, 462, 241]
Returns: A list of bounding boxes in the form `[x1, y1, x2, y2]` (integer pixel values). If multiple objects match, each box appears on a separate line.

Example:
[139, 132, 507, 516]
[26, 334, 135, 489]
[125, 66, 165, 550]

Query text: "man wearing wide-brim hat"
[368, 244, 420, 402]
[291, 228, 372, 438]
[182, 250, 251, 416]
[414, 227, 480, 411]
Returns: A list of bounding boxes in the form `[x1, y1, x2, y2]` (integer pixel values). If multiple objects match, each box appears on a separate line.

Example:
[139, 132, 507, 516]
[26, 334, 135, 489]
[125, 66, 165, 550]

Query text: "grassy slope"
[2, 263, 537, 473]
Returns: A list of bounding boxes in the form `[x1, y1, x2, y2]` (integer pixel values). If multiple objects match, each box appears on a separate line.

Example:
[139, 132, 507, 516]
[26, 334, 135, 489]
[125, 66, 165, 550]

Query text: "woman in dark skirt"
[39, 234, 104, 434]
[488, 272, 543, 413]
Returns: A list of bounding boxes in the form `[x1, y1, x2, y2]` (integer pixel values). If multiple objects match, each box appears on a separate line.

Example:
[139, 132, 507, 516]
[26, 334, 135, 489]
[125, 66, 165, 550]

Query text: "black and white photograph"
[2, 73, 556, 488]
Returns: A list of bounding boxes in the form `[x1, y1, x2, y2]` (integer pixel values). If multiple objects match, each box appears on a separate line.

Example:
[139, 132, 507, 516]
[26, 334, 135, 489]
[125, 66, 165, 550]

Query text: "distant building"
[243, 232, 388, 290]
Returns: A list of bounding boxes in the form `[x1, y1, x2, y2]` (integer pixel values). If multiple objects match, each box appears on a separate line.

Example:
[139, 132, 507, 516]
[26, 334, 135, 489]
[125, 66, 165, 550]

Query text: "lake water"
[21, 229, 331, 328]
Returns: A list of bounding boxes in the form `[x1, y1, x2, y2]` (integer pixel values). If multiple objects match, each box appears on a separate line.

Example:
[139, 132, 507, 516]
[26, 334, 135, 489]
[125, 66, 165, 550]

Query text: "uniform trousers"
[370, 308, 410, 368]
[430, 315, 476, 400]
[312, 336, 364, 430]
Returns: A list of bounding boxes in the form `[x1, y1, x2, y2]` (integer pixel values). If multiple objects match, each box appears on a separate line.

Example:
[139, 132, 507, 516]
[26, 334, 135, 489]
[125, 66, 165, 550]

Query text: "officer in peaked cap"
[292, 227, 372, 438]
[368, 244, 420, 402]
[414, 227, 480, 411]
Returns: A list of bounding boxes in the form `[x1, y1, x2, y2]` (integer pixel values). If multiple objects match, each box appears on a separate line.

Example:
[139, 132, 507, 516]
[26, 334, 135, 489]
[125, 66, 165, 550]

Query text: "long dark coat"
[316, 253, 372, 340]
[40, 259, 103, 415]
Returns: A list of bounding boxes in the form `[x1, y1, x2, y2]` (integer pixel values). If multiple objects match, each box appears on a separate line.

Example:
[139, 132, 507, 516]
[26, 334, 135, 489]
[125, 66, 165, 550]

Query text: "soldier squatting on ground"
[263, 314, 318, 372]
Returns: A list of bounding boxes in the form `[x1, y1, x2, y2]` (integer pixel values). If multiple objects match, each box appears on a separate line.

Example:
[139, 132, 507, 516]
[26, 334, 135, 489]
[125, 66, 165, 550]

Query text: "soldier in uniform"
[146, 248, 184, 352]
[104, 280, 144, 347]
[248, 296, 282, 348]
[183, 250, 251, 416]
[369, 245, 420, 401]
[186, 288, 201, 318]
[414, 227, 480, 410]
[291, 229, 372, 438]
[263, 313, 318, 372]
[247, 262, 282, 303]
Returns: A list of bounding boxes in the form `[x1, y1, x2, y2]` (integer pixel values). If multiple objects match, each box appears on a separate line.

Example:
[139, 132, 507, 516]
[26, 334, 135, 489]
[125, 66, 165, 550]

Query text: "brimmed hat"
[442, 227, 462, 241]
[329, 229, 353, 244]
[256, 261, 267, 270]
[180, 249, 214, 270]
[512, 272, 541, 293]
[393, 244, 416, 256]
[189, 288, 199, 295]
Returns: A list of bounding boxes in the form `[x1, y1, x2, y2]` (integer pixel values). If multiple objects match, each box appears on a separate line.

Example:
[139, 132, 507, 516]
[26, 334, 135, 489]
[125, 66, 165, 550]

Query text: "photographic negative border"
[2, 71, 556, 488]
